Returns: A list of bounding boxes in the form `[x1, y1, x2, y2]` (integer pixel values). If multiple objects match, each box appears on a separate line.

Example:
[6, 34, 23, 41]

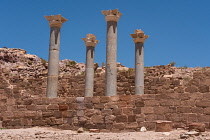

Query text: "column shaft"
[85, 46, 95, 97]
[105, 21, 117, 96]
[135, 42, 144, 95]
[46, 27, 60, 98]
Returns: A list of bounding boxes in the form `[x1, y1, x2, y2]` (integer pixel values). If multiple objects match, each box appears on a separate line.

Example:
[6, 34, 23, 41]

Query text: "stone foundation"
[1, 93, 210, 131]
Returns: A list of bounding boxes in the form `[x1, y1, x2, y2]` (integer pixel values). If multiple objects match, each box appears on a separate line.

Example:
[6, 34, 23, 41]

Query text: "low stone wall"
[1, 93, 210, 131]
[2, 65, 210, 98]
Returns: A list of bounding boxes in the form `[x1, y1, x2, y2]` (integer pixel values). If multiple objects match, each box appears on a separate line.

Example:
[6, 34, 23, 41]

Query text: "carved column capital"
[44, 14, 67, 28]
[82, 34, 99, 47]
[101, 9, 122, 22]
[130, 29, 149, 43]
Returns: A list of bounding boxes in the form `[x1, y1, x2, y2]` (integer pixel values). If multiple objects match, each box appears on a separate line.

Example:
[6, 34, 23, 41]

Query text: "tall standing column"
[102, 9, 122, 96]
[44, 14, 67, 98]
[130, 29, 149, 95]
[82, 34, 99, 97]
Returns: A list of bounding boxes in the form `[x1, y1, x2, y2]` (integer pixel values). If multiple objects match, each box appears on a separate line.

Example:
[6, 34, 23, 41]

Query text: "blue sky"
[1, 0, 210, 68]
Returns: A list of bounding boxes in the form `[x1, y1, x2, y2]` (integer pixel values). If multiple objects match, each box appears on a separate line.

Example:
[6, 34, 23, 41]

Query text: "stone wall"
[1, 93, 210, 131]
[1, 65, 210, 98]
[1, 48, 210, 98]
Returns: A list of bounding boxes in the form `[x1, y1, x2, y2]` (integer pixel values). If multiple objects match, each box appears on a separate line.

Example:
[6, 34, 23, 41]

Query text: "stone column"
[130, 29, 149, 95]
[102, 9, 122, 96]
[82, 34, 99, 97]
[44, 14, 67, 98]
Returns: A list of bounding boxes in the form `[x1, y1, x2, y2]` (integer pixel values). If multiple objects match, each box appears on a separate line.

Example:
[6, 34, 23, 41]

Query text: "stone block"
[119, 95, 131, 102]
[24, 111, 36, 118]
[89, 129, 100, 133]
[84, 97, 92, 103]
[144, 100, 159, 106]
[196, 100, 210, 107]
[155, 120, 172, 132]
[165, 113, 180, 122]
[160, 99, 174, 106]
[7, 98, 15, 105]
[189, 123, 205, 132]
[76, 97, 84, 103]
[203, 107, 210, 114]
[26, 105, 37, 111]
[59, 104, 68, 111]
[188, 113, 197, 122]
[203, 93, 210, 100]
[142, 94, 156, 100]
[185, 86, 198, 93]
[190, 93, 203, 100]
[122, 107, 133, 115]
[101, 109, 112, 116]
[177, 107, 191, 113]
[197, 114, 210, 122]
[145, 114, 156, 121]
[78, 117, 87, 125]
[180, 100, 194, 106]
[154, 107, 169, 114]
[13, 111, 24, 119]
[20, 118, 32, 126]
[50, 98, 66, 104]
[109, 96, 120, 102]
[9, 119, 21, 126]
[112, 108, 122, 115]
[94, 103, 104, 109]
[42, 112, 53, 117]
[68, 103, 76, 109]
[65, 97, 76, 104]
[191, 107, 203, 115]
[105, 102, 118, 109]
[133, 107, 141, 114]
[199, 85, 209, 93]
[100, 96, 109, 103]
[32, 120, 46, 126]
[36, 105, 47, 111]
[135, 100, 145, 107]
[7, 105, 17, 111]
[47, 104, 59, 110]
[113, 123, 125, 130]
[125, 122, 138, 129]
[116, 101, 127, 108]
[128, 115, 136, 122]
[77, 110, 84, 117]
[62, 111, 75, 118]
[55, 119, 63, 125]
[91, 115, 103, 124]
[54, 111, 62, 118]
[17, 105, 26, 111]
[76, 103, 86, 110]
[115, 115, 127, 123]
[105, 115, 116, 124]
[23, 99, 33, 105]
[141, 107, 154, 114]
[91, 96, 100, 103]
[136, 114, 145, 122]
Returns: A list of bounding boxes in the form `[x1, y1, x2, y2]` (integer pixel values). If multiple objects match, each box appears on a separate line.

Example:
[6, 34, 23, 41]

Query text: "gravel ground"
[1, 127, 210, 140]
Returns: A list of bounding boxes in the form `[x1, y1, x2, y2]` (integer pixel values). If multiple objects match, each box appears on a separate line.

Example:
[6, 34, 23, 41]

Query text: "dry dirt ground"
[1, 127, 210, 140]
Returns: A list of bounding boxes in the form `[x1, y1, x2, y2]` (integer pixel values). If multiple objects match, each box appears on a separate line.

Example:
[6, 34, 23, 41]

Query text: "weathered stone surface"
[189, 123, 205, 132]
[155, 120, 172, 132]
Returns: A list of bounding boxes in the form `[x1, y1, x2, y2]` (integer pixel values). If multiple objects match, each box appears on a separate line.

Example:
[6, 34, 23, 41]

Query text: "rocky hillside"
[0, 47, 210, 98]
